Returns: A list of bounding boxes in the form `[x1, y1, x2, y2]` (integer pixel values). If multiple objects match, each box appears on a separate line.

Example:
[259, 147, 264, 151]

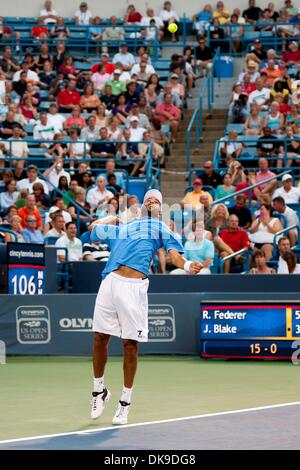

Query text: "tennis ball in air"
[168, 23, 178, 34]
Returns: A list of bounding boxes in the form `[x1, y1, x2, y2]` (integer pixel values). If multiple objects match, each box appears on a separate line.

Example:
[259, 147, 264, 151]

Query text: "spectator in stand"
[250, 249, 276, 274]
[140, 8, 164, 42]
[22, 215, 44, 244]
[80, 116, 99, 142]
[226, 14, 243, 54]
[171, 221, 214, 275]
[219, 214, 250, 273]
[273, 196, 299, 246]
[89, 17, 103, 53]
[255, 9, 274, 32]
[16, 164, 48, 195]
[75, 2, 93, 25]
[257, 128, 280, 164]
[194, 37, 213, 77]
[18, 194, 42, 229]
[46, 103, 65, 134]
[209, 17, 227, 53]
[57, 79, 81, 113]
[242, 0, 262, 23]
[278, 125, 300, 168]
[91, 65, 111, 92]
[261, 60, 283, 88]
[249, 203, 283, 260]
[39, 1, 59, 24]
[192, 5, 213, 38]
[106, 174, 124, 197]
[213, 1, 230, 24]
[267, 2, 279, 21]
[0, 17, 21, 52]
[80, 83, 101, 113]
[272, 174, 300, 203]
[278, 251, 300, 274]
[68, 187, 91, 234]
[199, 194, 212, 223]
[244, 104, 263, 135]
[32, 182, 50, 210]
[33, 112, 56, 147]
[55, 221, 82, 262]
[159, 1, 180, 42]
[90, 127, 116, 170]
[247, 77, 270, 110]
[215, 173, 235, 200]
[282, 42, 300, 67]
[113, 43, 135, 72]
[64, 106, 86, 132]
[43, 158, 71, 191]
[182, 179, 213, 210]
[51, 17, 70, 39]
[124, 4, 142, 24]
[261, 102, 285, 134]
[219, 131, 243, 159]
[86, 175, 114, 214]
[3, 124, 29, 165]
[3, 215, 25, 243]
[0, 179, 19, 213]
[104, 159, 125, 189]
[90, 52, 115, 75]
[32, 18, 49, 41]
[45, 211, 66, 239]
[198, 160, 223, 188]
[250, 157, 277, 201]
[105, 69, 127, 96]
[102, 16, 125, 53]
[229, 194, 252, 229]
[155, 93, 180, 143]
[238, 61, 260, 84]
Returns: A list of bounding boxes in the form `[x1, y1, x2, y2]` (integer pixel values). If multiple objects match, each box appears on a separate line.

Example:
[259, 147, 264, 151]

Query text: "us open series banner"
[7, 243, 45, 295]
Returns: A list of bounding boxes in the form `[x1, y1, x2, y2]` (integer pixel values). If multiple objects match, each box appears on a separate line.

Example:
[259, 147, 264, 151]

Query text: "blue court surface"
[0, 402, 299, 450]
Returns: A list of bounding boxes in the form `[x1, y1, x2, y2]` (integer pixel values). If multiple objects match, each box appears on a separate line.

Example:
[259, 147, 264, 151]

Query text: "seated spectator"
[119, 128, 139, 164]
[249, 203, 283, 260]
[3, 124, 29, 165]
[0, 47, 20, 80]
[171, 222, 214, 275]
[198, 160, 223, 188]
[192, 5, 213, 38]
[267, 2, 279, 21]
[272, 174, 300, 203]
[199, 194, 212, 223]
[86, 175, 114, 214]
[57, 79, 81, 113]
[90, 52, 115, 75]
[219, 131, 243, 159]
[242, 0, 262, 23]
[83, 239, 110, 261]
[261, 102, 285, 134]
[75, 2, 93, 25]
[261, 60, 282, 88]
[104, 159, 125, 189]
[229, 195, 252, 229]
[251, 157, 277, 200]
[59, 56, 79, 80]
[108, 116, 123, 141]
[159, 1, 180, 42]
[45, 211, 66, 239]
[250, 249, 276, 274]
[256, 128, 280, 162]
[120, 194, 142, 223]
[64, 106, 86, 132]
[45, 198, 71, 228]
[39, 1, 59, 24]
[278, 125, 300, 168]
[22, 215, 44, 244]
[194, 36, 213, 77]
[278, 250, 300, 274]
[55, 221, 82, 262]
[79, 83, 101, 113]
[112, 93, 131, 124]
[140, 8, 164, 42]
[0, 179, 19, 213]
[228, 94, 249, 124]
[102, 16, 125, 53]
[94, 103, 110, 128]
[244, 104, 263, 135]
[226, 14, 243, 53]
[18, 194, 42, 229]
[209, 17, 227, 53]
[205, 203, 229, 238]
[80, 116, 99, 142]
[124, 4, 142, 24]
[125, 103, 150, 129]
[255, 8, 274, 32]
[19, 96, 38, 125]
[51, 17, 70, 39]
[106, 173, 124, 197]
[282, 42, 300, 67]
[33, 112, 56, 148]
[32, 182, 51, 210]
[68, 128, 90, 170]
[181, 178, 213, 210]
[105, 69, 127, 96]
[3, 215, 25, 243]
[155, 93, 180, 143]
[241, 73, 257, 95]
[44, 158, 71, 192]
[91, 65, 111, 92]
[90, 127, 116, 170]
[247, 78, 270, 110]
[215, 173, 235, 200]
[68, 187, 91, 234]
[219, 214, 250, 273]
[0, 17, 21, 52]
[16, 165, 48, 195]
[32, 18, 49, 41]
[277, 12, 296, 51]
[286, 104, 300, 127]
[89, 16, 103, 52]
[113, 43, 135, 72]
[272, 196, 299, 246]
[213, 1, 230, 24]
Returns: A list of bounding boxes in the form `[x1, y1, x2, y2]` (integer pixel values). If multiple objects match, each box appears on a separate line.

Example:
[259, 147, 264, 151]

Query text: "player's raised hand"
[189, 262, 203, 274]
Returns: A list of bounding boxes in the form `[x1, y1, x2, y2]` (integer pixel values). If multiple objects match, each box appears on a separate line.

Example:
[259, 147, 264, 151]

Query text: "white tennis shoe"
[91, 387, 111, 420]
[112, 400, 131, 425]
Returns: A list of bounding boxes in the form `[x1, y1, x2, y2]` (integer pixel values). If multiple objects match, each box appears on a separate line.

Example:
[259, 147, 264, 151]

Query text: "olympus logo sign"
[59, 318, 93, 332]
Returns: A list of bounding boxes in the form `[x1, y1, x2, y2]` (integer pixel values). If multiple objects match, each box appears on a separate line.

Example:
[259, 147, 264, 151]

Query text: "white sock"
[93, 376, 104, 393]
[121, 386, 132, 404]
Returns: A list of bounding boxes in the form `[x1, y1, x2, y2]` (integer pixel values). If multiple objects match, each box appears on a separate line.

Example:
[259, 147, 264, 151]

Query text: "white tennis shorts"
[93, 272, 149, 342]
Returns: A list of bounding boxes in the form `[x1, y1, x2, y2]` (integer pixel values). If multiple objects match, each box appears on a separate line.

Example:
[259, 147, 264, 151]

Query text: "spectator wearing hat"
[75, 2, 93, 25]
[282, 42, 300, 66]
[238, 61, 260, 84]
[102, 16, 125, 53]
[181, 178, 213, 209]
[44, 198, 71, 229]
[105, 69, 127, 96]
[127, 116, 146, 142]
[272, 174, 300, 203]
[113, 44, 135, 71]
[125, 103, 150, 129]
[169, 74, 185, 101]
[242, 0, 262, 23]
[246, 39, 267, 63]
[90, 53, 115, 75]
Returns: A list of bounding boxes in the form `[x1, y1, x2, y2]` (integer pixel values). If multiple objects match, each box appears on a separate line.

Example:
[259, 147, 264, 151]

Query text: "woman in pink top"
[91, 64, 111, 92]
[19, 96, 38, 124]
[64, 105, 86, 131]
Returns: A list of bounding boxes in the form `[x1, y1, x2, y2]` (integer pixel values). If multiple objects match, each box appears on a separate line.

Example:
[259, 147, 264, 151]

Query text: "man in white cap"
[89, 189, 202, 425]
[128, 116, 146, 142]
[272, 174, 300, 204]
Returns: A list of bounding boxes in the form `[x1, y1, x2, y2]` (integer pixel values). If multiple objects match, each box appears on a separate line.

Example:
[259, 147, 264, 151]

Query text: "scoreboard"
[200, 303, 300, 360]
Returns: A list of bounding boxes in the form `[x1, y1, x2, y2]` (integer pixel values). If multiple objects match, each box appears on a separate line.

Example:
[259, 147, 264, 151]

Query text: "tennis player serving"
[89, 189, 202, 425]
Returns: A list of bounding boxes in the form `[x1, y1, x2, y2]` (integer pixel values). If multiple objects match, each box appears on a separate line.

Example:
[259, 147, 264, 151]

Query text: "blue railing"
[186, 48, 221, 183]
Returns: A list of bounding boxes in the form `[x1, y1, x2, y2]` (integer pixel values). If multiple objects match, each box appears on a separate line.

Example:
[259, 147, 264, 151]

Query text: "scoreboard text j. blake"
[200, 303, 300, 360]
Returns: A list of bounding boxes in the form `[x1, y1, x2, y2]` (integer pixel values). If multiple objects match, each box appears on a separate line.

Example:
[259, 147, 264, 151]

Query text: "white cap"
[282, 174, 292, 182]
[113, 69, 121, 74]
[129, 116, 139, 122]
[49, 206, 60, 215]
[143, 189, 163, 205]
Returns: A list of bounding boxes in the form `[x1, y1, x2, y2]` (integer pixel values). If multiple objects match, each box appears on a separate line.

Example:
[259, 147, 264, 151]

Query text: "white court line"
[1, 401, 300, 445]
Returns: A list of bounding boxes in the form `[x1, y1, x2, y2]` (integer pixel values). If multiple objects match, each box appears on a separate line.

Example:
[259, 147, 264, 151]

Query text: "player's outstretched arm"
[168, 249, 203, 274]
[88, 215, 121, 232]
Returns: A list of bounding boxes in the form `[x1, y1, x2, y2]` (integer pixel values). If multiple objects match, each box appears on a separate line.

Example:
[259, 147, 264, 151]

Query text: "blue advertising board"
[7, 243, 45, 295]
